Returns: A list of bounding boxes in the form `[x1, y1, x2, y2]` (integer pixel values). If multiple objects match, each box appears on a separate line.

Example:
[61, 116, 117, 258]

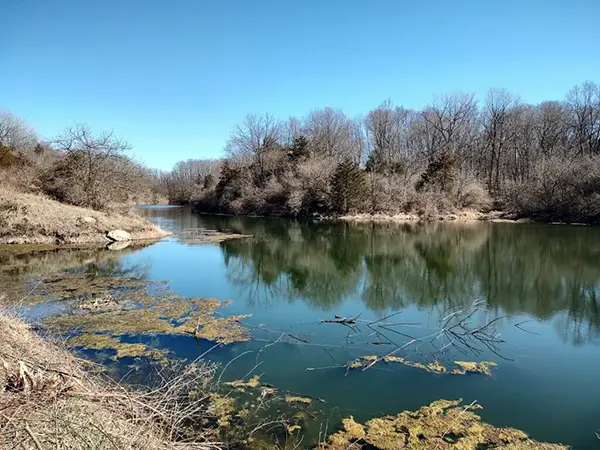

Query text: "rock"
[106, 230, 132, 242]
[79, 216, 97, 224]
[107, 241, 131, 251]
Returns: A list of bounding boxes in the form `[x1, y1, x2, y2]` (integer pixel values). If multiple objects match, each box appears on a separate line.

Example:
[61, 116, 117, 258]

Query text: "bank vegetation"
[161, 81, 600, 223]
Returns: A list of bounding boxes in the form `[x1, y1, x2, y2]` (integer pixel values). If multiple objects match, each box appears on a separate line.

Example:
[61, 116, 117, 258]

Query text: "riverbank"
[0, 311, 218, 449]
[337, 211, 598, 226]
[338, 209, 505, 223]
[0, 188, 171, 244]
[190, 205, 538, 225]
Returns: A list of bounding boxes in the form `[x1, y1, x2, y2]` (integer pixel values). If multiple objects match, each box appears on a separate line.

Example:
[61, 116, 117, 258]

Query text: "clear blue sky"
[2, 0, 599, 169]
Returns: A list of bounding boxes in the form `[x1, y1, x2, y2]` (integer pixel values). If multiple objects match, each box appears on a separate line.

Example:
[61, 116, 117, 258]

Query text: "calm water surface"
[8, 206, 600, 448]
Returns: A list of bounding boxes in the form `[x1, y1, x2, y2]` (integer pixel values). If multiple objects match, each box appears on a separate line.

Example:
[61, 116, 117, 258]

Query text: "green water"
[7, 206, 600, 448]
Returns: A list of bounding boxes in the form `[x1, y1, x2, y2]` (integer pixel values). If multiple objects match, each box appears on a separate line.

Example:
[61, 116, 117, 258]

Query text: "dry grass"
[0, 311, 220, 449]
[0, 187, 170, 244]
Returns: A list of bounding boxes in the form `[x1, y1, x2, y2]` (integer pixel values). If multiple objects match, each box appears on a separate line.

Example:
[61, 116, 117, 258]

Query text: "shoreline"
[337, 211, 596, 226]
[188, 206, 594, 226]
[338, 210, 506, 223]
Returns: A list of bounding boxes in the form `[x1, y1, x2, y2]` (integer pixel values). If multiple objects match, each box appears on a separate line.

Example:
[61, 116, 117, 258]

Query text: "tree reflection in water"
[216, 218, 600, 345]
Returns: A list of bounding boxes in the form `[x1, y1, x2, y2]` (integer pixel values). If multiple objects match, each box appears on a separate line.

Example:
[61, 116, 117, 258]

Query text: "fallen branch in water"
[320, 314, 361, 325]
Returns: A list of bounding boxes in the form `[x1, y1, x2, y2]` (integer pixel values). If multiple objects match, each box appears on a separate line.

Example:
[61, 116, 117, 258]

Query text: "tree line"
[2, 81, 598, 221]
[163, 81, 600, 222]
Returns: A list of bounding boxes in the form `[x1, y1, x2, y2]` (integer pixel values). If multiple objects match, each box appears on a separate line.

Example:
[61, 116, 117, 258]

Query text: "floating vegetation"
[66, 333, 169, 360]
[261, 387, 277, 398]
[345, 355, 498, 377]
[31, 272, 147, 301]
[209, 394, 237, 428]
[45, 294, 251, 344]
[286, 424, 302, 433]
[383, 355, 448, 374]
[320, 399, 568, 449]
[225, 375, 262, 391]
[177, 228, 252, 245]
[77, 294, 120, 311]
[452, 360, 497, 376]
[346, 355, 497, 377]
[39, 275, 251, 345]
[285, 395, 313, 405]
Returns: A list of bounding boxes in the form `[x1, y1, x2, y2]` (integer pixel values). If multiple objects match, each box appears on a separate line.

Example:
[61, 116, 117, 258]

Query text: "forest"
[163, 81, 600, 222]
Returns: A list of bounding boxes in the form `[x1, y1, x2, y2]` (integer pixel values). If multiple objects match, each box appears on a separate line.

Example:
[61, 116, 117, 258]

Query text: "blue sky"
[2, 0, 599, 169]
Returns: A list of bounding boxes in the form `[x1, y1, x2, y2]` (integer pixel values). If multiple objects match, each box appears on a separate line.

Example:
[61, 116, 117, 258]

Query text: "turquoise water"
[11, 206, 600, 448]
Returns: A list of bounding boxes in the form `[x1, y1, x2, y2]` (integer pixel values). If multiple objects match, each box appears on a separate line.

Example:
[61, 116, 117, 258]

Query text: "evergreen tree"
[288, 135, 310, 163]
[416, 152, 458, 193]
[331, 160, 368, 214]
[215, 161, 243, 207]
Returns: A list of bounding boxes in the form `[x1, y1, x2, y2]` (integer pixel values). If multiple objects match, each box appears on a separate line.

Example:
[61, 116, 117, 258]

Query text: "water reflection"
[202, 217, 600, 345]
[0, 243, 153, 303]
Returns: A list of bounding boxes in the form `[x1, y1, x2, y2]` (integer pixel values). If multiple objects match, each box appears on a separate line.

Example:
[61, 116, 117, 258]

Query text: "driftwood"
[319, 314, 361, 325]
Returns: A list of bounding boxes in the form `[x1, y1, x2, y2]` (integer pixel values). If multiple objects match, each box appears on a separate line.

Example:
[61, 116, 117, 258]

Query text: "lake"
[5, 206, 600, 448]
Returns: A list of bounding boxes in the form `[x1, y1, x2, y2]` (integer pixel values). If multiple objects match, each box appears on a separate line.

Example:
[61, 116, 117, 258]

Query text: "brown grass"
[0, 187, 170, 244]
[0, 311, 219, 449]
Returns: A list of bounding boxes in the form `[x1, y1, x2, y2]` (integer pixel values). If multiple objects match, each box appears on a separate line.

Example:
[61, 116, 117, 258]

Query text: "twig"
[514, 320, 540, 335]
[217, 350, 253, 384]
[24, 423, 43, 450]
[256, 334, 284, 365]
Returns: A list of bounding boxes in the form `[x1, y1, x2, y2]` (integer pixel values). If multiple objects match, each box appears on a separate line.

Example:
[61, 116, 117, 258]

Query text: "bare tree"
[165, 159, 222, 204]
[304, 108, 359, 161]
[365, 100, 398, 172]
[226, 113, 283, 185]
[282, 116, 303, 148]
[0, 111, 37, 152]
[421, 93, 478, 161]
[534, 101, 569, 158]
[565, 81, 600, 156]
[481, 88, 520, 193]
[48, 124, 136, 209]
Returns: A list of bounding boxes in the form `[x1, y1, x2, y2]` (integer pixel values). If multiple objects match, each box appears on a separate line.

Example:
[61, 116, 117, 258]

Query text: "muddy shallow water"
[4, 206, 600, 448]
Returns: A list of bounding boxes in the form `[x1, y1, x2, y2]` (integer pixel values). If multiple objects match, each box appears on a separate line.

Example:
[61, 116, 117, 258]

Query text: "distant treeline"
[162, 81, 600, 222]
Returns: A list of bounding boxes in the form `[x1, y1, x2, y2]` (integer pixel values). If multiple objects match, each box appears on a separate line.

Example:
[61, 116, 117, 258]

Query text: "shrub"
[505, 156, 600, 223]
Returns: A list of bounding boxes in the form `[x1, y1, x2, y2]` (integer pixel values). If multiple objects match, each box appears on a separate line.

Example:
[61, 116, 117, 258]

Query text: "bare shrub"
[505, 155, 600, 223]
[452, 171, 492, 210]
[292, 155, 336, 215]
[367, 173, 417, 213]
